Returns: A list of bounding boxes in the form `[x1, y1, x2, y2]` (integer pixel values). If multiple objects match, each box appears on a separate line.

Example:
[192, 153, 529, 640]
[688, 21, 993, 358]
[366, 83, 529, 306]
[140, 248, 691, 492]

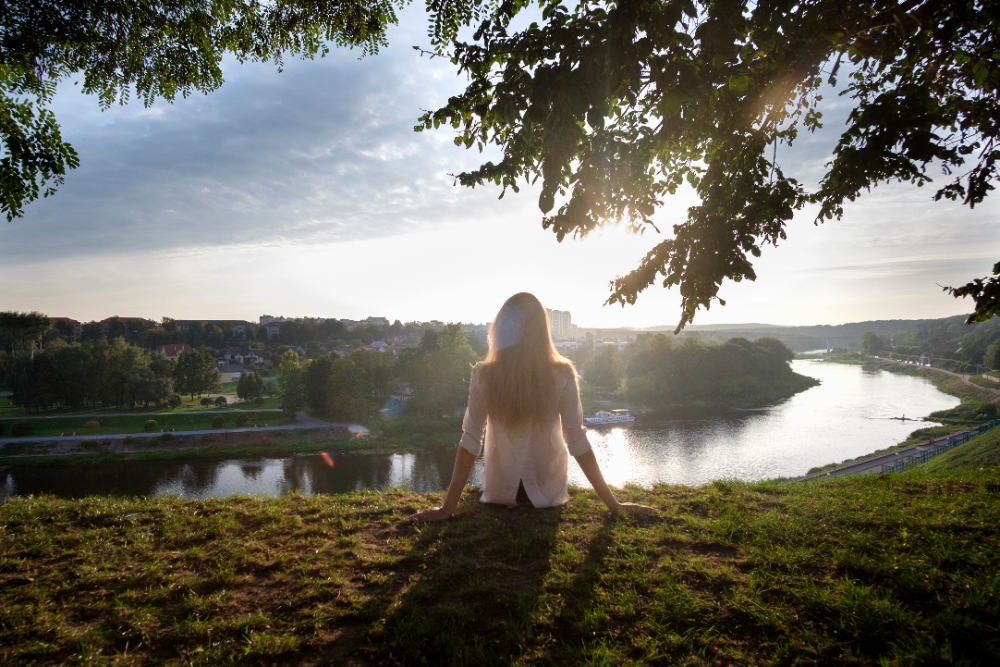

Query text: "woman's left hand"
[405, 507, 453, 522]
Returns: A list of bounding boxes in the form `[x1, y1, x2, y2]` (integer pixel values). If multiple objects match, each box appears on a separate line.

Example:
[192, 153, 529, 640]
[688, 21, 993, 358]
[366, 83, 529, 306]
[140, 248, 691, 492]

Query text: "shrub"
[235, 414, 250, 427]
[11, 421, 33, 437]
[253, 396, 265, 407]
[143, 420, 158, 431]
[215, 396, 228, 407]
[147, 435, 159, 446]
[211, 416, 225, 428]
[83, 420, 100, 430]
[123, 435, 133, 445]
[168, 394, 182, 408]
[161, 432, 174, 442]
[0, 422, 4, 437]
[200, 397, 214, 407]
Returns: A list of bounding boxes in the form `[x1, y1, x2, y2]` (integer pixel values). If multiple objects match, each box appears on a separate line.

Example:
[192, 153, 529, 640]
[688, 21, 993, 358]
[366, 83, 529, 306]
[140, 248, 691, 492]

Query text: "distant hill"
[579, 314, 980, 352]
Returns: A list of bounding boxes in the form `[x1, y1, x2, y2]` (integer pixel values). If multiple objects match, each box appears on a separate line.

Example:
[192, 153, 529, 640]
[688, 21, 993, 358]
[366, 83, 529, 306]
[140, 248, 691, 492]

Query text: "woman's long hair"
[479, 292, 577, 428]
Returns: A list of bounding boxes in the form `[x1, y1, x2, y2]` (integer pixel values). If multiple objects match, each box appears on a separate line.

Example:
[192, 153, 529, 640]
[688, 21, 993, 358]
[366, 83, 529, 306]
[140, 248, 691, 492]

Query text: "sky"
[1, 4, 996, 330]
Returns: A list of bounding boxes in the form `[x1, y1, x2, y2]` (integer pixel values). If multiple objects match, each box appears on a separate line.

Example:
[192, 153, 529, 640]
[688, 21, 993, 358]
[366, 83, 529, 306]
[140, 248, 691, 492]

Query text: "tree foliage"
[945, 262, 1000, 324]
[5, 336, 173, 411]
[860, 331, 886, 355]
[325, 357, 369, 421]
[1, 0, 401, 220]
[583, 345, 621, 391]
[422, 0, 1000, 327]
[622, 334, 815, 409]
[237, 370, 264, 403]
[395, 323, 480, 417]
[0, 311, 51, 354]
[174, 348, 222, 399]
[984, 340, 1000, 371]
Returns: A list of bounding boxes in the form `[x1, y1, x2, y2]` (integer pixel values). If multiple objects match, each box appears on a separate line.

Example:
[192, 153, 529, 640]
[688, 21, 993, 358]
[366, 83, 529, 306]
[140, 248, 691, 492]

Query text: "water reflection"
[574, 359, 961, 486]
[0, 360, 961, 499]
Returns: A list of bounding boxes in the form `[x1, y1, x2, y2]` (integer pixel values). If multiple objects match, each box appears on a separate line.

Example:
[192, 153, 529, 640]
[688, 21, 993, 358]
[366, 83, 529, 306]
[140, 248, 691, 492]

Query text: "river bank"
[2, 469, 997, 666]
[805, 356, 999, 474]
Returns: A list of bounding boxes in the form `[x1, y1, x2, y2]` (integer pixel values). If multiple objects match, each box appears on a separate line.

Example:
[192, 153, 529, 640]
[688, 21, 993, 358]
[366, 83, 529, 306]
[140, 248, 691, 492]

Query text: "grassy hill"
[2, 470, 998, 665]
[921, 424, 1000, 472]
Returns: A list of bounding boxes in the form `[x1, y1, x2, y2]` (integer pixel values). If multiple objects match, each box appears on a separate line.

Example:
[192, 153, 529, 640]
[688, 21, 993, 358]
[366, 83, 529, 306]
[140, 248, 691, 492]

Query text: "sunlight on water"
[566, 360, 961, 486]
[0, 361, 964, 499]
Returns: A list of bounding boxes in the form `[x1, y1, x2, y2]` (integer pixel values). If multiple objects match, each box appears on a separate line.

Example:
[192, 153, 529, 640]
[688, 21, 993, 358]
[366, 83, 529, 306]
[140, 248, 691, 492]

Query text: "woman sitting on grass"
[408, 292, 658, 521]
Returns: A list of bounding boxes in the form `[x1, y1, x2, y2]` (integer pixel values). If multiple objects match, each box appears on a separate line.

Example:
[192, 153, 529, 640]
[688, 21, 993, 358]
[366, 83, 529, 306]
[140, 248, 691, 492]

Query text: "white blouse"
[458, 364, 593, 508]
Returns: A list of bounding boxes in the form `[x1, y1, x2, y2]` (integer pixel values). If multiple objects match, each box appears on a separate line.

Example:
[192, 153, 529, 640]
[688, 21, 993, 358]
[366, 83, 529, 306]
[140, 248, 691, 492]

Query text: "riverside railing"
[880, 418, 1000, 474]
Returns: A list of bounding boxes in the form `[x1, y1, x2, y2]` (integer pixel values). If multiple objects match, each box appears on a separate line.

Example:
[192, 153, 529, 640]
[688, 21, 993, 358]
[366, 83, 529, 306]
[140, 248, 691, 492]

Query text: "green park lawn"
[0, 411, 290, 439]
[1, 467, 998, 666]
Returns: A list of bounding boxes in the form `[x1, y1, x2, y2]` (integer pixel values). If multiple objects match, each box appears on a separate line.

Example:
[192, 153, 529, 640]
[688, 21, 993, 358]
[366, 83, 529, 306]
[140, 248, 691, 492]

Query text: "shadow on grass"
[333, 493, 568, 666]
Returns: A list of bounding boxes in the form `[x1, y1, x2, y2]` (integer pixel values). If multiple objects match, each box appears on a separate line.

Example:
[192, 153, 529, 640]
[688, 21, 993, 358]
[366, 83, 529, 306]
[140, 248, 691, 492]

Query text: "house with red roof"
[156, 344, 192, 361]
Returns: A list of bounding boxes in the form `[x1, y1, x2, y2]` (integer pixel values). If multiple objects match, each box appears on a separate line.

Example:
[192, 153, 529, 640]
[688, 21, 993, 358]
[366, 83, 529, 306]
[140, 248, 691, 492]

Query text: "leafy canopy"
[5, 0, 999, 325]
[421, 0, 1000, 328]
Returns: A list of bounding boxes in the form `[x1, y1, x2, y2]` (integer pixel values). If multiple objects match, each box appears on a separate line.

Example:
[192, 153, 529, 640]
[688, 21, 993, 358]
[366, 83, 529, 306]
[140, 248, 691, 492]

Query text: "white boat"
[583, 409, 635, 426]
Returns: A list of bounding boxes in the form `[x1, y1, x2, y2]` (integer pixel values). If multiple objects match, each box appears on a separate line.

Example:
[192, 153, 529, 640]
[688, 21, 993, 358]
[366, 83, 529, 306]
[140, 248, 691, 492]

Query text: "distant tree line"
[12, 309, 489, 355]
[276, 323, 481, 422]
[0, 337, 223, 412]
[858, 316, 1000, 370]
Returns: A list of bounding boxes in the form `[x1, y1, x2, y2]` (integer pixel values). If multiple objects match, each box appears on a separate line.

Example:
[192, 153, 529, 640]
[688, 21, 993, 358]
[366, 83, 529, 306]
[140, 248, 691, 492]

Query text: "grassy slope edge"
[2, 471, 998, 666]
[920, 424, 1000, 472]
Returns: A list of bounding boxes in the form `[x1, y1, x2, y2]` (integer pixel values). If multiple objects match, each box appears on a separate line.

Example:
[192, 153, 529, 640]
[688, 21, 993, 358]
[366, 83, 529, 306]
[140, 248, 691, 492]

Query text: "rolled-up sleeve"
[559, 372, 592, 457]
[458, 365, 487, 456]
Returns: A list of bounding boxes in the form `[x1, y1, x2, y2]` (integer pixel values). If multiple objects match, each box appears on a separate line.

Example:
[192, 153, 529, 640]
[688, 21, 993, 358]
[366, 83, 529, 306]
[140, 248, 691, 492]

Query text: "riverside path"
[0, 412, 368, 449]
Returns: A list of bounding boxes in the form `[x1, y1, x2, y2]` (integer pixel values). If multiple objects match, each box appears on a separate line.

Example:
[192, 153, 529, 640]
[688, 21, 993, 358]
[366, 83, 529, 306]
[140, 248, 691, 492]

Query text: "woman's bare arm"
[406, 446, 478, 521]
[574, 450, 660, 515]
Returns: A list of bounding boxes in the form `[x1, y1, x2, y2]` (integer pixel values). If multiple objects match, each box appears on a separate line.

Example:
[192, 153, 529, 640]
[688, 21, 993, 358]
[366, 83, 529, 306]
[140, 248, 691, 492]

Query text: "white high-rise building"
[545, 308, 572, 338]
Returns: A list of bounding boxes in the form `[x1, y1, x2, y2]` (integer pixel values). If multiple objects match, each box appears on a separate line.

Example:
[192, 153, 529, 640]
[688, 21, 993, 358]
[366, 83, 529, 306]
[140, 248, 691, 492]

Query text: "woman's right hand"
[617, 502, 661, 515]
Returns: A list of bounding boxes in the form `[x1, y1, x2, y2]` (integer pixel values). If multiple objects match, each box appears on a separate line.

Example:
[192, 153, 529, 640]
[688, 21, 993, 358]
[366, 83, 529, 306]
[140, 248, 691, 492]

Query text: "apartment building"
[545, 309, 574, 339]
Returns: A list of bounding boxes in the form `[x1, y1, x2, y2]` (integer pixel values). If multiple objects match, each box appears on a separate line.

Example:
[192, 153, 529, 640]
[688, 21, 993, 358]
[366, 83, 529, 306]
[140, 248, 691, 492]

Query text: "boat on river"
[583, 409, 635, 426]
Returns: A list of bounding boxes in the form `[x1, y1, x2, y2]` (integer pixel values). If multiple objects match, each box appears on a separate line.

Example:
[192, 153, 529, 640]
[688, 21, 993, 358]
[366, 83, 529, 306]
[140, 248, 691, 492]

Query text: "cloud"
[0, 6, 499, 264]
[805, 254, 997, 278]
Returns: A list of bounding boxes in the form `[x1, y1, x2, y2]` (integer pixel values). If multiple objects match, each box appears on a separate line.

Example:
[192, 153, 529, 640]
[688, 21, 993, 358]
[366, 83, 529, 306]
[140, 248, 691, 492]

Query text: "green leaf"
[728, 75, 749, 96]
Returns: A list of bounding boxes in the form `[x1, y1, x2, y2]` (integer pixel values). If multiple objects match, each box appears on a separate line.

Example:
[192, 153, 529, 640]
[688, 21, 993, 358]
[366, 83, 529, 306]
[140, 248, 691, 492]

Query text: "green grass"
[970, 374, 1000, 390]
[368, 415, 463, 451]
[2, 471, 999, 665]
[921, 425, 1000, 472]
[0, 412, 291, 439]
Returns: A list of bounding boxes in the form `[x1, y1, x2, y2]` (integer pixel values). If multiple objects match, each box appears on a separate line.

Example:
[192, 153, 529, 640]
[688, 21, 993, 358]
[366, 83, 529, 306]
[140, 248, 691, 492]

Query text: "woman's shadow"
[321, 488, 621, 666]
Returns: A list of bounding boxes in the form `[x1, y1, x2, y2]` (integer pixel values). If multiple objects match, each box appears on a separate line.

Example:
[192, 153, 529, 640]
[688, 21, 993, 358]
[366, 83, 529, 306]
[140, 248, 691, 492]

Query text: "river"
[0, 360, 961, 500]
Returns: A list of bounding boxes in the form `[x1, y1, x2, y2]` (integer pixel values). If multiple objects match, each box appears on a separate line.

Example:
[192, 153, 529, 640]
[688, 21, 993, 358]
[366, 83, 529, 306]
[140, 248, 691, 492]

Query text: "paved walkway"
[796, 422, 997, 482]
[0, 412, 369, 448]
[872, 357, 1000, 399]
[0, 408, 281, 420]
[797, 443, 938, 480]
